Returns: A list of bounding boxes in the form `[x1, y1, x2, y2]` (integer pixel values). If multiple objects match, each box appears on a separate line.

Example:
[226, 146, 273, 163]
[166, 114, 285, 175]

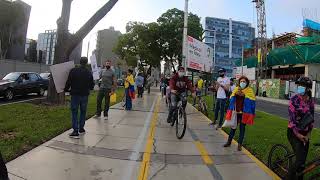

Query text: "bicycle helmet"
[295, 77, 312, 88]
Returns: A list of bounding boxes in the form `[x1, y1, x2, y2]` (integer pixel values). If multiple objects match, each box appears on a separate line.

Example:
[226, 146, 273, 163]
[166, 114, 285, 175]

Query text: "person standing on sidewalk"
[95, 60, 116, 119]
[135, 73, 144, 98]
[65, 57, 94, 139]
[125, 69, 135, 110]
[223, 76, 256, 151]
[213, 68, 230, 129]
[0, 151, 9, 180]
[287, 77, 314, 180]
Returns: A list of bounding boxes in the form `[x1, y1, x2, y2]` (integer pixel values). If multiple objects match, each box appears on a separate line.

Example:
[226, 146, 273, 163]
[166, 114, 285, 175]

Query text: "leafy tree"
[157, 8, 203, 68]
[0, 0, 25, 59]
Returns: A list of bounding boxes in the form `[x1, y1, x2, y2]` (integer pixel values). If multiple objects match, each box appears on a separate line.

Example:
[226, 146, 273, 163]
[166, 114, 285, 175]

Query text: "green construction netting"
[266, 44, 320, 66]
[235, 56, 258, 68]
[297, 35, 320, 44]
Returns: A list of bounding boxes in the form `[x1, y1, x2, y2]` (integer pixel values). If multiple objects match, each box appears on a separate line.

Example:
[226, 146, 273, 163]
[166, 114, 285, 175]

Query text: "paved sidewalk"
[7, 90, 279, 180]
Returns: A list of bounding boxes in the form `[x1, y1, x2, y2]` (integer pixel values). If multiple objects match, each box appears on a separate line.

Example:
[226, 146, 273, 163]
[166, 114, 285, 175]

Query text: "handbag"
[110, 93, 117, 103]
[297, 112, 314, 130]
[223, 105, 237, 129]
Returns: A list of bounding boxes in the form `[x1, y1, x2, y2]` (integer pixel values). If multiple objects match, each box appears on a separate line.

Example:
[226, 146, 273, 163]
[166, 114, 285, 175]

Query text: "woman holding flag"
[125, 69, 135, 110]
[223, 76, 256, 151]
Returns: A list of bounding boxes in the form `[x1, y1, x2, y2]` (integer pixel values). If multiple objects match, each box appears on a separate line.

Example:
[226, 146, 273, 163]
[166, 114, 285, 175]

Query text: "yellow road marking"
[190, 105, 281, 180]
[137, 97, 160, 180]
[194, 141, 213, 165]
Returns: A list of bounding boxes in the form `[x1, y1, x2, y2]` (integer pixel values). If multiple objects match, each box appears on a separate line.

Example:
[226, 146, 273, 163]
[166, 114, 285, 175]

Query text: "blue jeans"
[228, 114, 246, 145]
[71, 95, 88, 132]
[125, 88, 132, 110]
[214, 98, 227, 126]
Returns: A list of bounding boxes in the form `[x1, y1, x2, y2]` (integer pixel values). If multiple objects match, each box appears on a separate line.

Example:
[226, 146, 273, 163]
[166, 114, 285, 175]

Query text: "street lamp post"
[241, 44, 244, 76]
[182, 0, 189, 71]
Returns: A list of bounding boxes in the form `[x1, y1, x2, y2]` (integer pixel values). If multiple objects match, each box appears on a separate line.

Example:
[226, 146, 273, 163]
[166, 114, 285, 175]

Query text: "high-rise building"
[6, 0, 31, 60]
[204, 17, 255, 76]
[96, 27, 122, 67]
[37, 30, 82, 65]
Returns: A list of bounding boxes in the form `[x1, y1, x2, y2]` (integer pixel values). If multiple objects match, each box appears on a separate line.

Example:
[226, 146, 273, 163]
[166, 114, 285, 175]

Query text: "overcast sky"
[23, 0, 319, 56]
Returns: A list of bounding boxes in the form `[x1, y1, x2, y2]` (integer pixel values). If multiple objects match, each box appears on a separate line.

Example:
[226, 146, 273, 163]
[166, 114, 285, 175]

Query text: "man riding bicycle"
[167, 67, 195, 123]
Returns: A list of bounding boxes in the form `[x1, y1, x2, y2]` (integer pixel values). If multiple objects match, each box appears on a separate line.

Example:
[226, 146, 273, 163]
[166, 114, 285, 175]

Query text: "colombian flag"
[225, 87, 256, 125]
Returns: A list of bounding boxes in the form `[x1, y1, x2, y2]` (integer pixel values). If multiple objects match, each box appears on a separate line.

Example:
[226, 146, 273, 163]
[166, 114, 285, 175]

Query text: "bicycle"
[197, 95, 208, 116]
[169, 92, 187, 139]
[268, 144, 320, 179]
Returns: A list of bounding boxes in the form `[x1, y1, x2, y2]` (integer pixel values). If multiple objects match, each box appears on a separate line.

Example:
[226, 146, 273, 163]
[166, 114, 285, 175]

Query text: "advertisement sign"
[50, 61, 75, 93]
[90, 55, 100, 80]
[187, 36, 213, 73]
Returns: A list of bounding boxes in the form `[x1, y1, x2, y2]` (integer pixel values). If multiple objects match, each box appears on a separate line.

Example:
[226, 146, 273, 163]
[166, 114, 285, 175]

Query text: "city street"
[6, 89, 277, 180]
[0, 94, 45, 106]
[256, 100, 320, 128]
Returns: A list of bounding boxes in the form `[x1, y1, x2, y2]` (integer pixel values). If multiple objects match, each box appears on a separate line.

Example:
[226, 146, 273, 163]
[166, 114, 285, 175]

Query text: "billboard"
[233, 66, 256, 80]
[187, 36, 213, 73]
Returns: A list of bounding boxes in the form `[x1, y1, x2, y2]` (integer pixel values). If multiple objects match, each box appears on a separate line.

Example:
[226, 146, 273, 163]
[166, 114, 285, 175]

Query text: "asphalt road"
[0, 94, 45, 106]
[256, 100, 320, 128]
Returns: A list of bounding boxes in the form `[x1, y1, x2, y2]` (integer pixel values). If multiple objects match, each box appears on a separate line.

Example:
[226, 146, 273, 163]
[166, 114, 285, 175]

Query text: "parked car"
[40, 72, 51, 80]
[0, 72, 49, 100]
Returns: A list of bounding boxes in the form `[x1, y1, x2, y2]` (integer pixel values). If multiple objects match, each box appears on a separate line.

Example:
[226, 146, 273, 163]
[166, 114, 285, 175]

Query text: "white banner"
[233, 66, 256, 80]
[90, 55, 100, 80]
[187, 36, 213, 73]
[50, 61, 75, 93]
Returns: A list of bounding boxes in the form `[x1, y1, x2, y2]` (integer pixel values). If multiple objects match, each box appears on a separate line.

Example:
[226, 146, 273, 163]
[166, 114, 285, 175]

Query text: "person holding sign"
[64, 57, 94, 139]
[95, 60, 116, 120]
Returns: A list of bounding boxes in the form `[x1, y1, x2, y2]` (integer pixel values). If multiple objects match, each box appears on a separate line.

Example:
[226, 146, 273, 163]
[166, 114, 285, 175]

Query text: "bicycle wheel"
[268, 144, 292, 179]
[176, 106, 187, 139]
[202, 101, 208, 116]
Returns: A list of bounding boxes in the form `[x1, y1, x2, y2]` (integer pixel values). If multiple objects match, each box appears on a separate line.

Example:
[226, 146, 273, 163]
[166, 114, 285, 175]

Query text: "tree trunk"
[47, 0, 119, 104]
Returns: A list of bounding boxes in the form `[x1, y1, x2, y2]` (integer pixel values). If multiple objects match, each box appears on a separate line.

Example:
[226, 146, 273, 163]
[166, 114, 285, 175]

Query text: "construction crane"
[253, 0, 268, 94]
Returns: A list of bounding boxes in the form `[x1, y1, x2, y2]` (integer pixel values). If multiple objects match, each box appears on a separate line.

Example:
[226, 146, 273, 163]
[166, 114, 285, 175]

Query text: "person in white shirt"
[213, 68, 230, 129]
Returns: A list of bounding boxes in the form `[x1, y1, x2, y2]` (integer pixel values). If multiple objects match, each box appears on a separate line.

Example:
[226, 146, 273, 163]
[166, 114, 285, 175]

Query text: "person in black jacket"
[0, 151, 9, 180]
[64, 57, 94, 139]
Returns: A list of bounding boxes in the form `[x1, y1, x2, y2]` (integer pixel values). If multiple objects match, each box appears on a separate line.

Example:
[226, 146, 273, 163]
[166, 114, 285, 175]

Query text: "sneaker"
[237, 144, 242, 151]
[69, 131, 80, 139]
[216, 125, 222, 130]
[167, 117, 172, 123]
[79, 129, 86, 135]
[223, 141, 231, 147]
[104, 115, 108, 120]
[94, 114, 101, 118]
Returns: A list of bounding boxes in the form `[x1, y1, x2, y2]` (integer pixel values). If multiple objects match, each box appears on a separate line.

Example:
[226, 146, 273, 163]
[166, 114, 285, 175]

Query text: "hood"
[0, 80, 13, 86]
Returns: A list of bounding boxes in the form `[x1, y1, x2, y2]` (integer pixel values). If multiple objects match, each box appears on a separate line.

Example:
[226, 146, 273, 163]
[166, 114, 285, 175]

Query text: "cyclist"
[167, 66, 195, 123]
[287, 77, 314, 180]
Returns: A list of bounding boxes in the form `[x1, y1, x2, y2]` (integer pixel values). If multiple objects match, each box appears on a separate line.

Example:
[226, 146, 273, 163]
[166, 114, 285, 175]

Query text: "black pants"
[228, 114, 246, 145]
[0, 151, 8, 180]
[96, 88, 111, 116]
[137, 86, 143, 98]
[167, 93, 187, 121]
[287, 128, 309, 180]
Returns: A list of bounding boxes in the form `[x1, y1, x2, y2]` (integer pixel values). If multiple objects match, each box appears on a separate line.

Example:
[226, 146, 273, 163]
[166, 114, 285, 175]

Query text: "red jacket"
[169, 73, 194, 93]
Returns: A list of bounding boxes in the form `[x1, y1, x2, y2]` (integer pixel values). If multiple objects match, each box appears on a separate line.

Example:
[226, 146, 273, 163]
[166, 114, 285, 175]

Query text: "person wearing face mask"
[167, 66, 195, 123]
[95, 60, 117, 119]
[287, 77, 314, 180]
[223, 76, 256, 151]
[213, 68, 231, 129]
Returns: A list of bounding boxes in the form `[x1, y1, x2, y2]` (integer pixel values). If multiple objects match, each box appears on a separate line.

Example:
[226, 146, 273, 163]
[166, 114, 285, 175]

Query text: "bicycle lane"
[140, 94, 281, 180]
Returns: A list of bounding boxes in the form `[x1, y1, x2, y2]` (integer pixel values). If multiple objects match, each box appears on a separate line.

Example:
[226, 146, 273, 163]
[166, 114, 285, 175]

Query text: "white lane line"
[122, 95, 158, 180]
[0, 97, 45, 106]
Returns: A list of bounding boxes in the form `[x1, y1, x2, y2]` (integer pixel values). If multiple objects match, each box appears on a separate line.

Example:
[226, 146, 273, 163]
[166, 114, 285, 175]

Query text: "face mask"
[178, 72, 184, 77]
[240, 82, 247, 89]
[106, 66, 110, 69]
[297, 86, 306, 95]
[219, 73, 224, 77]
